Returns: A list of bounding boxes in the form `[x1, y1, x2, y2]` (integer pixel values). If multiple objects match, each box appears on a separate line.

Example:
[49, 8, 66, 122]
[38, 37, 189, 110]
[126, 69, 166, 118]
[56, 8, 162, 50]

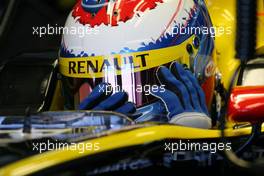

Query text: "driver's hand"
[79, 83, 136, 114]
[150, 62, 212, 129]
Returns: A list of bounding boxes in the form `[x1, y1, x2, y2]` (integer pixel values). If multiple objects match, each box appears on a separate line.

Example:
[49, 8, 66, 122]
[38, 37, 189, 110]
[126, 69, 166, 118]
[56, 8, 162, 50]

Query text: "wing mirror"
[228, 86, 264, 124]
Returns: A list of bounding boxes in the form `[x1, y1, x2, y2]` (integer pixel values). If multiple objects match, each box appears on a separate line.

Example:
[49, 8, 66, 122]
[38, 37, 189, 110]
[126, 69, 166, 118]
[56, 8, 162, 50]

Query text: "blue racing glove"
[79, 83, 136, 115]
[151, 62, 212, 129]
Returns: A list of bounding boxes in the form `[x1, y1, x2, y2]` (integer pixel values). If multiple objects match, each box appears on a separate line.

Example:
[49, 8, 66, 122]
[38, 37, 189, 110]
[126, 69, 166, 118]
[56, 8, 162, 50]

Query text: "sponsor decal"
[59, 36, 195, 78]
[204, 60, 215, 77]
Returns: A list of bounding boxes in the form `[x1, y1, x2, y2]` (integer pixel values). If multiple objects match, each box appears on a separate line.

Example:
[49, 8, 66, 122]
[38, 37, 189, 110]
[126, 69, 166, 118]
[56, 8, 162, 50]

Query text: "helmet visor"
[59, 36, 197, 109]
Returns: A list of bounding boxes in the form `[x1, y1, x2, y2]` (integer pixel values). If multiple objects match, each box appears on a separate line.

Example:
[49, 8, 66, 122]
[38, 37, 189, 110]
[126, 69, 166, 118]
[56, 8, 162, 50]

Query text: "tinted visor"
[62, 67, 163, 110]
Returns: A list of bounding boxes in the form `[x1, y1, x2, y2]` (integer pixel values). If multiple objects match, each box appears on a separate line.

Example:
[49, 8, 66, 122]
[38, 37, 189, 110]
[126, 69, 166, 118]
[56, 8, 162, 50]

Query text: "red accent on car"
[72, 0, 163, 27]
[201, 75, 215, 110]
[228, 86, 264, 124]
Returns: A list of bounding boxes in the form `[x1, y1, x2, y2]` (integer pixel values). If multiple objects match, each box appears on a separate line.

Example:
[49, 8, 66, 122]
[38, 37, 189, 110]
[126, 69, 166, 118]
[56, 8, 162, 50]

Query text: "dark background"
[0, 0, 75, 62]
[0, 0, 76, 115]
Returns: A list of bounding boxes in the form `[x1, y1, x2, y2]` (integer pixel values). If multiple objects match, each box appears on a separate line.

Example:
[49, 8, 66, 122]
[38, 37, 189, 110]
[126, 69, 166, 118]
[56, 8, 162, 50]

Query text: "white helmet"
[59, 0, 217, 110]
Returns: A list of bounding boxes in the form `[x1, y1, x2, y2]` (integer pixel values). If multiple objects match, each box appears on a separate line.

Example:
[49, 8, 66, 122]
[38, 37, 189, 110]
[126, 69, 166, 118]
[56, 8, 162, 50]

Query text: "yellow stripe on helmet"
[59, 36, 195, 78]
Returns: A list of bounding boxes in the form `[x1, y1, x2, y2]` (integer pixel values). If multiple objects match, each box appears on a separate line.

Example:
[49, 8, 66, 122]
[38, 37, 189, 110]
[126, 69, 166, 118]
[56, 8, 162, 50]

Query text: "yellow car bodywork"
[0, 123, 264, 176]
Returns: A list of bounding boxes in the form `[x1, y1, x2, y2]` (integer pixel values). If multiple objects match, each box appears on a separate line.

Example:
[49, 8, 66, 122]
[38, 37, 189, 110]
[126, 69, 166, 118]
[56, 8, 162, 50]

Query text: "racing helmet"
[59, 0, 217, 111]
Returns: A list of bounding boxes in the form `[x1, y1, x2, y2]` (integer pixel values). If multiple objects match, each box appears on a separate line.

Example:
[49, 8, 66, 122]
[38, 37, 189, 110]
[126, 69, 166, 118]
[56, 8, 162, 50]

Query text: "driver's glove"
[150, 62, 212, 129]
[79, 83, 136, 114]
